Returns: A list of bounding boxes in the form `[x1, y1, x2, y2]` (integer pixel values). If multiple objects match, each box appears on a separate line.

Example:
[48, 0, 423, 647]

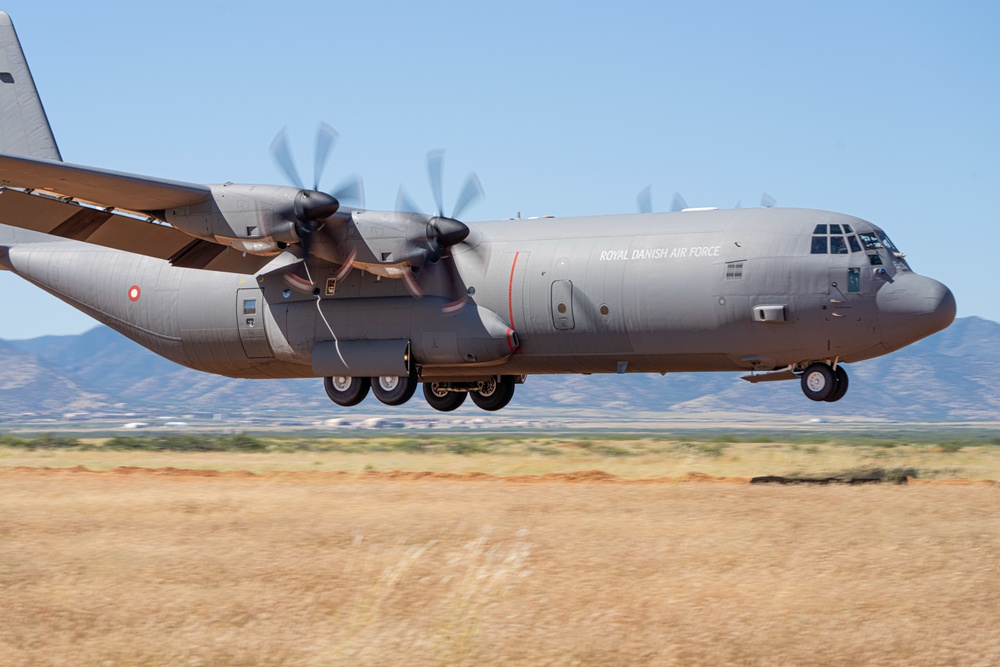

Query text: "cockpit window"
[868, 253, 883, 265]
[858, 232, 881, 250]
[877, 232, 898, 252]
[811, 223, 859, 255]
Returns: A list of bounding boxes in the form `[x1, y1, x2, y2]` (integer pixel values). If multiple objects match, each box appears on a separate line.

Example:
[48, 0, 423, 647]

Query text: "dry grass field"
[1, 436, 999, 666]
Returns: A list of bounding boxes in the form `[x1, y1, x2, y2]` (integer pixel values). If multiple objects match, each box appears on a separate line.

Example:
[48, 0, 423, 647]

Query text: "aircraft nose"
[876, 273, 956, 351]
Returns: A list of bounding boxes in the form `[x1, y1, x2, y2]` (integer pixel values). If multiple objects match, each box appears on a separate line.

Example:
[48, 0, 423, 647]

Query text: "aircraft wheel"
[324, 376, 370, 407]
[825, 365, 849, 402]
[469, 375, 515, 411]
[800, 363, 836, 402]
[372, 374, 418, 406]
[423, 383, 468, 412]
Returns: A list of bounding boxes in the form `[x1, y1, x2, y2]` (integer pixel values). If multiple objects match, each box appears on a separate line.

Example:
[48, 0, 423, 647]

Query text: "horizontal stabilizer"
[0, 152, 210, 210]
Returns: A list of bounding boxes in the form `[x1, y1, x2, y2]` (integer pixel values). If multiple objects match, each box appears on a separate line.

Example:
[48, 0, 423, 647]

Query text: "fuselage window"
[813, 224, 828, 234]
[811, 236, 828, 254]
[847, 268, 860, 292]
[868, 253, 883, 265]
[243, 299, 257, 315]
[848, 235, 861, 253]
[830, 236, 848, 254]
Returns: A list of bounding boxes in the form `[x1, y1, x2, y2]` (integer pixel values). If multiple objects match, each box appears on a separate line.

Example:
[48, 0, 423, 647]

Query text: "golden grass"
[1, 463, 999, 666]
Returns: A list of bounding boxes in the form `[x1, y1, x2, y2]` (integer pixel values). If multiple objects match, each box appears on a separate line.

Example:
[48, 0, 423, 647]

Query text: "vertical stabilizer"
[0, 12, 61, 161]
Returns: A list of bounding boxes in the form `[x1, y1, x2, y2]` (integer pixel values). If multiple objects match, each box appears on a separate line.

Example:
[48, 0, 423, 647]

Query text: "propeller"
[396, 150, 485, 311]
[637, 185, 652, 214]
[671, 192, 689, 213]
[270, 123, 365, 291]
[634, 188, 689, 213]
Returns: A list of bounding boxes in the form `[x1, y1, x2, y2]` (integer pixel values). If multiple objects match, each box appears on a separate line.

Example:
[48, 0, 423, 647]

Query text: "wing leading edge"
[0, 152, 211, 210]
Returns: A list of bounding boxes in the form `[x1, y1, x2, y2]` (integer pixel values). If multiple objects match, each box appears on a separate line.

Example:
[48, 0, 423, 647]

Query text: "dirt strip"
[1, 465, 995, 485]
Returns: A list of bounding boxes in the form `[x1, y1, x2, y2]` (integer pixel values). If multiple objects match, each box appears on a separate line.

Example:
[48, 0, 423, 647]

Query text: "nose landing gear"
[800, 362, 849, 402]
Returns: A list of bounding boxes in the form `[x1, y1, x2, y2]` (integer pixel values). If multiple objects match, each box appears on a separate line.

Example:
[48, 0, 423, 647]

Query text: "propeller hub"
[429, 216, 470, 248]
[294, 190, 340, 222]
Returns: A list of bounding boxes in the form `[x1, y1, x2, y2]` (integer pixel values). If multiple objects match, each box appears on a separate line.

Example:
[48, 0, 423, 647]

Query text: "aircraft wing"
[0, 186, 276, 274]
[0, 152, 210, 210]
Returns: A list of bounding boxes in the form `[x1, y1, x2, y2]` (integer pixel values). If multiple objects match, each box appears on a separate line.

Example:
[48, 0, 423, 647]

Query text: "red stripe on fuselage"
[507, 251, 522, 354]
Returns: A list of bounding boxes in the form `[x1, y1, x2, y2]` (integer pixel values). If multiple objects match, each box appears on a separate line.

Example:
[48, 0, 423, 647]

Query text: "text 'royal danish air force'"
[599, 246, 722, 261]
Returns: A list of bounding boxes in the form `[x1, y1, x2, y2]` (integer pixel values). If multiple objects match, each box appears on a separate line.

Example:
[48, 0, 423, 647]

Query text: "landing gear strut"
[800, 363, 849, 402]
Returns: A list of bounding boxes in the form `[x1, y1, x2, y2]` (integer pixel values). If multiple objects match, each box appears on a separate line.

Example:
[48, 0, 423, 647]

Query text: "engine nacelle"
[164, 183, 308, 255]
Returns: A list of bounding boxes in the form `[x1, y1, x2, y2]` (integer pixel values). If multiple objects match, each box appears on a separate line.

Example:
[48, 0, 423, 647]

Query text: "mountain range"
[1, 317, 998, 421]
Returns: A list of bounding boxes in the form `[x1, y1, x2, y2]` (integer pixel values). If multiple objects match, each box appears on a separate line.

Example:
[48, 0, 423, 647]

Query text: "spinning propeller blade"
[671, 192, 688, 213]
[270, 123, 363, 286]
[396, 150, 486, 313]
[637, 185, 653, 214]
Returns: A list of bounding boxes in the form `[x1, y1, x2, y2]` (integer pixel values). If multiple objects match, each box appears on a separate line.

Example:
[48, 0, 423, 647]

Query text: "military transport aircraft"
[0, 12, 955, 412]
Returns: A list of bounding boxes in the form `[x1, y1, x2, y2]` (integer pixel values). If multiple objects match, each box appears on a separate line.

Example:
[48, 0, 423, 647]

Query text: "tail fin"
[0, 12, 61, 161]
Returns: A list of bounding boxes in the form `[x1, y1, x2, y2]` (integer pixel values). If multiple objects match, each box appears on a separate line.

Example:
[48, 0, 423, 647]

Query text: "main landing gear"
[324, 374, 519, 411]
[800, 363, 849, 402]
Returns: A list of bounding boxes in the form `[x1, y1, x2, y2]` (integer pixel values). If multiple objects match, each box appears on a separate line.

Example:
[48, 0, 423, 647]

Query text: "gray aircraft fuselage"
[0, 204, 955, 385]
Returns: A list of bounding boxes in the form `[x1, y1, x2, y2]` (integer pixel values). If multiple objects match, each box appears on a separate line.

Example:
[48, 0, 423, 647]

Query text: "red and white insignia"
[128, 285, 141, 302]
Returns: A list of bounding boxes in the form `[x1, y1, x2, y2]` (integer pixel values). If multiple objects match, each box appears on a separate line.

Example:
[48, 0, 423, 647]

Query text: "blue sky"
[1, 1, 997, 338]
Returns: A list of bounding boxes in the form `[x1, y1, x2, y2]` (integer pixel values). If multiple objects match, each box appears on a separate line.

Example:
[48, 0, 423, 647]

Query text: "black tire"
[371, 374, 418, 406]
[800, 363, 836, 402]
[825, 365, 849, 402]
[324, 376, 370, 407]
[469, 375, 516, 411]
[423, 383, 468, 412]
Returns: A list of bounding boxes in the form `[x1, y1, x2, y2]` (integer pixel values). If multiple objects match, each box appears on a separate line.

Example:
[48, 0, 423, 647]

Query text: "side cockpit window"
[858, 232, 881, 250]
[877, 231, 898, 252]
[811, 223, 861, 254]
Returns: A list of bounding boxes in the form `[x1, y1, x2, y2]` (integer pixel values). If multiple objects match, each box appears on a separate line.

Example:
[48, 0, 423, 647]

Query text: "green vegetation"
[104, 435, 267, 452]
[0, 433, 82, 449]
[0, 429, 997, 460]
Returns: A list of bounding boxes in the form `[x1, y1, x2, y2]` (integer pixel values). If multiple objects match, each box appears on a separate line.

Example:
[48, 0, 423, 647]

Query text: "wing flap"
[0, 152, 210, 210]
[0, 187, 274, 274]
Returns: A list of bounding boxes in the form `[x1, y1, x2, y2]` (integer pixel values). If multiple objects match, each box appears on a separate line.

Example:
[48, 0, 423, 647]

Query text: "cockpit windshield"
[811, 224, 908, 270]
[854, 229, 910, 269]
[811, 223, 861, 255]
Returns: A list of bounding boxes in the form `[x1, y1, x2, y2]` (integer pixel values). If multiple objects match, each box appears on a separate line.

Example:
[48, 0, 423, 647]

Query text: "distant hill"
[2, 317, 998, 421]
